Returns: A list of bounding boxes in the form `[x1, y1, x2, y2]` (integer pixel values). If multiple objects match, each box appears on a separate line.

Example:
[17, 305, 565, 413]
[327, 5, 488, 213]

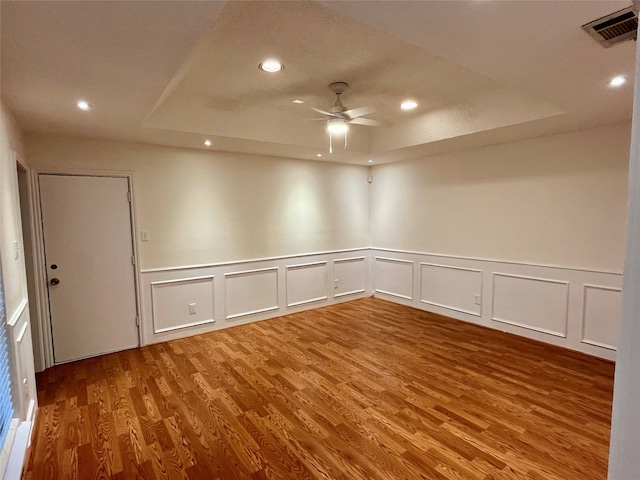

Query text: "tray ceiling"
[1, 0, 635, 164]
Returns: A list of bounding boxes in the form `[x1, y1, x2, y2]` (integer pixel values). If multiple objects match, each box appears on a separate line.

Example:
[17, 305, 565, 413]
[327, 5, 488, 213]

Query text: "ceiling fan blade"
[349, 117, 382, 127]
[311, 107, 332, 116]
[343, 105, 374, 119]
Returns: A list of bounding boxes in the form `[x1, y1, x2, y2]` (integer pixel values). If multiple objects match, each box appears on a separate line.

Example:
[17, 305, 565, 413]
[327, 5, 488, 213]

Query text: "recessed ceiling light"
[76, 100, 91, 111]
[259, 59, 283, 73]
[204, 140, 212, 146]
[400, 100, 418, 110]
[609, 75, 626, 87]
[293, 99, 305, 104]
[367, 159, 373, 163]
[316, 153, 323, 157]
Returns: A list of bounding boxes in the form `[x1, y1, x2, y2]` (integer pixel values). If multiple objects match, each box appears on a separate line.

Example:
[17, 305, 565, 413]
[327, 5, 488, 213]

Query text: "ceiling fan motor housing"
[329, 81, 349, 94]
[329, 82, 349, 115]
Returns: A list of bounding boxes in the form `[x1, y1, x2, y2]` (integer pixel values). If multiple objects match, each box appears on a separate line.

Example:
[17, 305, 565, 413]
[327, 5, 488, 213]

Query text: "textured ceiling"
[1, 0, 635, 164]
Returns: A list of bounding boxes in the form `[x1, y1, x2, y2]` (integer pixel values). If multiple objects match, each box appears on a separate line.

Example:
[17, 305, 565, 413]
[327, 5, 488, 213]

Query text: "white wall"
[26, 135, 370, 270]
[371, 123, 630, 272]
[23, 123, 629, 361]
[607, 31, 640, 479]
[0, 104, 37, 476]
[370, 123, 629, 360]
[25, 135, 372, 350]
[1, 108, 27, 312]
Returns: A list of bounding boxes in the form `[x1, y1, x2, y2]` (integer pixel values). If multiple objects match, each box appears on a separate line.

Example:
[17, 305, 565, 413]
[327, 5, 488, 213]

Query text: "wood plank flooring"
[22, 298, 615, 479]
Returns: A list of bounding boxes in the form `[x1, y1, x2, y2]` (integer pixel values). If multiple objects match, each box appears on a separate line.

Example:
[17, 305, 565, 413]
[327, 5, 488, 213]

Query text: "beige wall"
[26, 135, 371, 270]
[370, 123, 630, 272]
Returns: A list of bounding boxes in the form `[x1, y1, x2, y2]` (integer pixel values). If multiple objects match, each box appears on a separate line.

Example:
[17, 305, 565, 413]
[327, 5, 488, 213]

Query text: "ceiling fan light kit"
[327, 118, 348, 154]
[312, 81, 380, 154]
[327, 117, 348, 134]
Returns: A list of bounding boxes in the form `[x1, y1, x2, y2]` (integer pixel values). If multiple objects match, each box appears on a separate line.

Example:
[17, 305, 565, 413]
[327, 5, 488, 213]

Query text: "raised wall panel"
[225, 267, 279, 320]
[420, 263, 482, 316]
[334, 256, 366, 298]
[151, 276, 215, 333]
[286, 261, 328, 307]
[492, 273, 569, 337]
[8, 301, 36, 422]
[374, 257, 413, 300]
[582, 284, 622, 350]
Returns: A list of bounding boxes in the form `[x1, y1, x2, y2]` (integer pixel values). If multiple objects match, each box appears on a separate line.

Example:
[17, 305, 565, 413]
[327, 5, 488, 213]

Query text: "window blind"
[0, 255, 14, 447]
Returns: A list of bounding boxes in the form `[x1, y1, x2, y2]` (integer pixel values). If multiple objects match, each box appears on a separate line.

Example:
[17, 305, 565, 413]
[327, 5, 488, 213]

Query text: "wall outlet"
[189, 303, 196, 315]
[334, 279, 339, 289]
[474, 294, 481, 305]
[140, 230, 150, 242]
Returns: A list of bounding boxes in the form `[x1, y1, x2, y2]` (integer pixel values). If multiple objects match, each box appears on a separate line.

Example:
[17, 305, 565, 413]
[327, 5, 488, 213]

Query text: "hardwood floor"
[22, 298, 614, 479]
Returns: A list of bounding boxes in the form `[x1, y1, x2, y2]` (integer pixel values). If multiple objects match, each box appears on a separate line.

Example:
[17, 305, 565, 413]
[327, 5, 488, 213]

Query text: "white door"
[39, 174, 139, 364]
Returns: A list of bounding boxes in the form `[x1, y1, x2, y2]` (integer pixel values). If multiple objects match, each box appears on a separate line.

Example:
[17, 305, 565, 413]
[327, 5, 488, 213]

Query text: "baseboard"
[5, 420, 31, 480]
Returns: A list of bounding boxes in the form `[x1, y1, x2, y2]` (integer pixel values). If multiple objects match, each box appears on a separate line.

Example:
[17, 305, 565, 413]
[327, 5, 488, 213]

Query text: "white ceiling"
[1, 0, 636, 165]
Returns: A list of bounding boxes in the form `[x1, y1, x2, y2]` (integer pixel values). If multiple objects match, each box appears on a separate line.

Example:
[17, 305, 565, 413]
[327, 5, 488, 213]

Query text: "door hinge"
[127, 191, 132, 203]
[136, 316, 140, 326]
[131, 255, 136, 265]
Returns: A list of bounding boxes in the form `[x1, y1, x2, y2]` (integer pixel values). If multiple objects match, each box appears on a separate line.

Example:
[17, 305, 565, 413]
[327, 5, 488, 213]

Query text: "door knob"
[50, 278, 60, 286]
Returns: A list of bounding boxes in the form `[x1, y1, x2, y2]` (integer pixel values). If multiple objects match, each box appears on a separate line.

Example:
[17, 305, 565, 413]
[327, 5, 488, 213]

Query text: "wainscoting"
[140, 249, 369, 345]
[7, 300, 37, 423]
[141, 247, 621, 360]
[2, 298, 37, 476]
[371, 248, 621, 361]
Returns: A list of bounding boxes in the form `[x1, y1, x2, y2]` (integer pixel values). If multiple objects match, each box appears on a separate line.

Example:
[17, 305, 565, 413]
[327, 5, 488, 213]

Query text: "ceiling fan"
[312, 82, 380, 153]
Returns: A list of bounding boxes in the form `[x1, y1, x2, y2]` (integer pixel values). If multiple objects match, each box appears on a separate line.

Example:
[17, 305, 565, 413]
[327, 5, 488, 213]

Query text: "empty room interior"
[1, 0, 640, 478]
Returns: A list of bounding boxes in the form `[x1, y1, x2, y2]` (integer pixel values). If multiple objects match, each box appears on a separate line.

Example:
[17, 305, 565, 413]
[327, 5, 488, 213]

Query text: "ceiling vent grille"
[582, 6, 638, 48]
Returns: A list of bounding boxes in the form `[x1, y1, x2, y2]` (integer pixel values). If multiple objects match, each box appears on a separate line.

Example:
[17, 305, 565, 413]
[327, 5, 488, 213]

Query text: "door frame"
[15, 155, 47, 373]
[32, 169, 142, 368]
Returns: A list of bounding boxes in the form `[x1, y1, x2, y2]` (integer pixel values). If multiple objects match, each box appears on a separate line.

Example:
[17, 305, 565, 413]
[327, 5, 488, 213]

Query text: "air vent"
[582, 6, 638, 48]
